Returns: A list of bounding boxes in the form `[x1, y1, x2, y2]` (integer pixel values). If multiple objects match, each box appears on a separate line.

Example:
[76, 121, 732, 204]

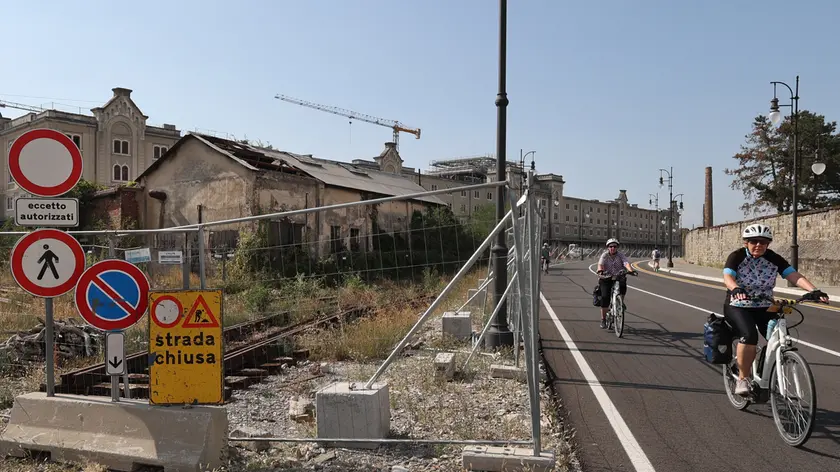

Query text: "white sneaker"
[734, 378, 751, 396]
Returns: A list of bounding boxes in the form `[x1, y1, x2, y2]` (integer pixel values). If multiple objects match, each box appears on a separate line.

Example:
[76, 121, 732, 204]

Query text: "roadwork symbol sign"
[10, 229, 85, 298]
[148, 289, 224, 405]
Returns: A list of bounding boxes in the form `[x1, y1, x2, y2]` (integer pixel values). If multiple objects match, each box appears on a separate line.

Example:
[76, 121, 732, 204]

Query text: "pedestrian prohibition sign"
[75, 259, 151, 331]
[10, 229, 86, 298]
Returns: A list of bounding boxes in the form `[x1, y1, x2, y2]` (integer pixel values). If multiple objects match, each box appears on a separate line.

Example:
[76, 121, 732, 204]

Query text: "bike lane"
[539, 261, 840, 471]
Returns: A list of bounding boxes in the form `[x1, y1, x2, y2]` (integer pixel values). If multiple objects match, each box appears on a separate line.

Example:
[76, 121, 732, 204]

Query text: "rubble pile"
[0, 319, 103, 368]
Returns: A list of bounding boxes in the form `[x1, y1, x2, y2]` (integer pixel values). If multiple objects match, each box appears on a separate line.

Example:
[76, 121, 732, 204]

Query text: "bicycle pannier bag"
[703, 313, 733, 364]
[592, 285, 602, 307]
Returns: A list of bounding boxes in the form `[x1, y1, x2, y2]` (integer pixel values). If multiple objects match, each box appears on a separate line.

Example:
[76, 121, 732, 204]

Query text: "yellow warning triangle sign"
[182, 295, 220, 328]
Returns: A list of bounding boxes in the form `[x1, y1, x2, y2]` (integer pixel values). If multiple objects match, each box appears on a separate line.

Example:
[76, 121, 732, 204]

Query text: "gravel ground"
[0, 317, 578, 472]
[222, 348, 574, 472]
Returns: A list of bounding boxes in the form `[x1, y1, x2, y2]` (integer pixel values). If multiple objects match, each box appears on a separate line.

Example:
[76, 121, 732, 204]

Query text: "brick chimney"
[112, 87, 133, 98]
[704, 167, 714, 227]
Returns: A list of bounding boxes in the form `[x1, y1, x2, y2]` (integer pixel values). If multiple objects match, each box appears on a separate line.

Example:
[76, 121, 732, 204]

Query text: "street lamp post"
[486, 0, 513, 348]
[578, 205, 590, 259]
[672, 194, 684, 258]
[658, 167, 674, 267]
[768, 76, 799, 286]
[649, 193, 659, 249]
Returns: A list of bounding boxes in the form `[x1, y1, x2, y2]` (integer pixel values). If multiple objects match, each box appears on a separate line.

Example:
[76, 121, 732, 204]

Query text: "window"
[565, 203, 569, 209]
[574, 216, 578, 223]
[350, 228, 360, 252]
[597, 208, 601, 213]
[474, 205, 479, 212]
[460, 204, 466, 212]
[553, 212, 558, 220]
[153, 145, 168, 159]
[65, 134, 82, 150]
[474, 191, 479, 198]
[487, 192, 493, 200]
[573, 204, 578, 211]
[6, 197, 13, 211]
[113, 164, 129, 182]
[461, 190, 466, 197]
[330, 225, 341, 253]
[113, 139, 130, 155]
[554, 225, 559, 234]
[565, 215, 569, 222]
[597, 219, 601, 225]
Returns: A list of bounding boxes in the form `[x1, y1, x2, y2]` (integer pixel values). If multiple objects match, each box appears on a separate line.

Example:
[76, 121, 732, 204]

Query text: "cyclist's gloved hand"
[630, 270, 639, 276]
[731, 287, 748, 300]
[804, 289, 829, 303]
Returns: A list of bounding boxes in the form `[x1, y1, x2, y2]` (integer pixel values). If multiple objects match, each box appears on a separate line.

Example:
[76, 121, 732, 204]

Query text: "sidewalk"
[638, 258, 840, 302]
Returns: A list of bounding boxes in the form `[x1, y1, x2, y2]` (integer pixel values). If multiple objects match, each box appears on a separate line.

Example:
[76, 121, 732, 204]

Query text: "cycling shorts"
[723, 304, 777, 346]
[598, 277, 626, 308]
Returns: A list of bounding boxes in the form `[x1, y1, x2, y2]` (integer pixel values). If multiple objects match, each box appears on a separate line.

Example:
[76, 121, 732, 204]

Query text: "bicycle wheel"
[613, 293, 624, 338]
[769, 350, 817, 447]
[722, 342, 750, 411]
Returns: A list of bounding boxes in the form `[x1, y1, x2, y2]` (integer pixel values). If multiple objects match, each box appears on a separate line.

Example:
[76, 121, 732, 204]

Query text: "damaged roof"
[139, 133, 445, 205]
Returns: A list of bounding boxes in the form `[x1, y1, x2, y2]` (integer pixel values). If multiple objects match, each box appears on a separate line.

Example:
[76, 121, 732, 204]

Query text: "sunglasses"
[608, 245, 618, 249]
[746, 239, 770, 246]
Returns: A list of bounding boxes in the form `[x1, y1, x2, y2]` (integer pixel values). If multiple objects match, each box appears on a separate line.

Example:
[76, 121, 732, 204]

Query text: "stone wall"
[684, 205, 840, 286]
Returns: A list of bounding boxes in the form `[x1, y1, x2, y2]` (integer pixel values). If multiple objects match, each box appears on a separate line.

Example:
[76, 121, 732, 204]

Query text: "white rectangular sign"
[158, 250, 183, 264]
[105, 332, 126, 376]
[125, 248, 152, 264]
[14, 197, 79, 227]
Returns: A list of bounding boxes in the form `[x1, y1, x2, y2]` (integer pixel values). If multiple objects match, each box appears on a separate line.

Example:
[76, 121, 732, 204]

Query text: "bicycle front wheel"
[769, 350, 817, 447]
[613, 293, 624, 338]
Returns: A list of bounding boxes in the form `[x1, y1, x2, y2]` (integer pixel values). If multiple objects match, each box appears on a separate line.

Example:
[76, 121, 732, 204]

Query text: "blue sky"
[2, 0, 839, 228]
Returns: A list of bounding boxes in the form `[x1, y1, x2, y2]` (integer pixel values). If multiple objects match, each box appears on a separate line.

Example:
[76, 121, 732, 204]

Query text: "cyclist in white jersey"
[723, 223, 828, 395]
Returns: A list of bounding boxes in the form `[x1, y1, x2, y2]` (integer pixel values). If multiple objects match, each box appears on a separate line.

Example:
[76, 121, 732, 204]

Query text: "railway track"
[44, 294, 436, 401]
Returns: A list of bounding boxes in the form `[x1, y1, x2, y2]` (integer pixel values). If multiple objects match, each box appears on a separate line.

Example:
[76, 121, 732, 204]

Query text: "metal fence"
[0, 180, 555, 459]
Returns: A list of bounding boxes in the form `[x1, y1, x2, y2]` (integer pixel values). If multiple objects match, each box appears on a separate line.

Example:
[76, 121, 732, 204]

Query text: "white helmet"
[742, 223, 773, 240]
[606, 238, 619, 247]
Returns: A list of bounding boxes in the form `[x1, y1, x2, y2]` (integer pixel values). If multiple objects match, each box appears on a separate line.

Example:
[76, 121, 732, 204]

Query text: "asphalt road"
[539, 259, 840, 472]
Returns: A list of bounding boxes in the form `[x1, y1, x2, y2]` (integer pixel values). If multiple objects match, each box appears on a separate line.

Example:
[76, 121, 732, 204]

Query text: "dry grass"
[299, 269, 485, 362]
[0, 459, 107, 472]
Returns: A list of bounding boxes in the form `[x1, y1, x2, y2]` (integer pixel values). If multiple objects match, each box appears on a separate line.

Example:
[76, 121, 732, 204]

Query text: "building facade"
[0, 87, 181, 220]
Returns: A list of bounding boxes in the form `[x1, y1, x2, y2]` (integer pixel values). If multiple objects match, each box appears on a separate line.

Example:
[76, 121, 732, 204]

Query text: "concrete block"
[433, 352, 456, 380]
[491, 364, 546, 383]
[442, 311, 472, 340]
[315, 381, 390, 449]
[0, 392, 227, 472]
[462, 446, 556, 472]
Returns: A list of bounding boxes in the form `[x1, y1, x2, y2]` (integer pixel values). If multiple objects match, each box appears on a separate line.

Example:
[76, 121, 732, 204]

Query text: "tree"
[725, 110, 840, 215]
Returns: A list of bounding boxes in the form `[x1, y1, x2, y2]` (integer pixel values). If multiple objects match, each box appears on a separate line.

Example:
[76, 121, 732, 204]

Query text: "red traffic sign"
[74, 259, 151, 331]
[10, 229, 86, 298]
[9, 128, 83, 197]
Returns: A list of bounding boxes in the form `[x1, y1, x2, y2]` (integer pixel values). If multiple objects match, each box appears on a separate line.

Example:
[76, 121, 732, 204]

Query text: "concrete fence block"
[315, 381, 390, 449]
[442, 311, 472, 340]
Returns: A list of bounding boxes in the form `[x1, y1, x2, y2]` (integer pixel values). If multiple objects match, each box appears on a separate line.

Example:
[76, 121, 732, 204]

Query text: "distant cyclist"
[651, 247, 661, 271]
[723, 223, 828, 396]
[596, 239, 637, 329]
[540, 242, 550, 272]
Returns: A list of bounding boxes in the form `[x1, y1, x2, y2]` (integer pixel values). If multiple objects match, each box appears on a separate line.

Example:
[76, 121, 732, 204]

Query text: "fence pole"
[526, 180, 542, 455]
[197, 226, 207, 289]
[182, 232, 190, 290]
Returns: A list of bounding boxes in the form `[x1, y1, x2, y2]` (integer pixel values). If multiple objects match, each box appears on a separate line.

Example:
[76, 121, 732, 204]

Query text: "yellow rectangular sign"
[148, 289, 224, 405]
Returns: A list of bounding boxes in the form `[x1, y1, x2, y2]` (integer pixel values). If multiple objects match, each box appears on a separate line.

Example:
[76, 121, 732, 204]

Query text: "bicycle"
[597, 269, 638, 338]
[722, 294, 828, 447]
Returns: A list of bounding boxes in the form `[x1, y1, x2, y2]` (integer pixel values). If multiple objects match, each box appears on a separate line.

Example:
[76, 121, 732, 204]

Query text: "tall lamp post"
[578, 206, 590, 259]
[672, 194, 684, 257]
[487, 0, 513, 348]
[768, 76, 799, 286]
[658, 167, 674, 267]
[649, 193, 659, 249]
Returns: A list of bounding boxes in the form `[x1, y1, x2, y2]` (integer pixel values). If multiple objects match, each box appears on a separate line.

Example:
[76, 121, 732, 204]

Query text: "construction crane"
[0, 99, 45, 115]
[274, 94, 421, 151]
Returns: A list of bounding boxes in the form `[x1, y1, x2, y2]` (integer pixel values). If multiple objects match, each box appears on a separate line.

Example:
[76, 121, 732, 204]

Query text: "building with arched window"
[0, 87, 181, 220]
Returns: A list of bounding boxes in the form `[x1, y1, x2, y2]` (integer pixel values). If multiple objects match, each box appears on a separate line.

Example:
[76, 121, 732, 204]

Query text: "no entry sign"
[74, 259, 150, 331]
[8, 128, 83, 197]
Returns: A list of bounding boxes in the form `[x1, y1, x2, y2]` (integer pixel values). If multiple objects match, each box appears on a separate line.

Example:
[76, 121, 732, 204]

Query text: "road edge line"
[539, 291, 657, 472]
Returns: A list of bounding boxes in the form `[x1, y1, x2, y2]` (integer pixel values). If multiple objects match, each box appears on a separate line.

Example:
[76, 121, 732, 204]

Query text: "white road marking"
[586, 264, 840, 359]
[540, 292, 657, 472]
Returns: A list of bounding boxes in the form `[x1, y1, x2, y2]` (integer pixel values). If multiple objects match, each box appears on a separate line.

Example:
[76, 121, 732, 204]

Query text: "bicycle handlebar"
[597, 269, 638, 280]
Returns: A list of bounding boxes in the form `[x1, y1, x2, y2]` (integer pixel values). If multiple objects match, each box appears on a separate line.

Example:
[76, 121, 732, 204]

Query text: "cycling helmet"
[606, 238, 619, 247]
[742, 223, 773, 241]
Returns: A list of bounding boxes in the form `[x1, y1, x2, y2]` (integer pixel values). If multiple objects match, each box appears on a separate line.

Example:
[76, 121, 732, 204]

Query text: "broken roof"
[139, 133, 445, 205]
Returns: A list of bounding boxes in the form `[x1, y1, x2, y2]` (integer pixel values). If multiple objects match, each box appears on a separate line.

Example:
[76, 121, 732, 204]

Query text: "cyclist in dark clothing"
[723, 223, 828, 395]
